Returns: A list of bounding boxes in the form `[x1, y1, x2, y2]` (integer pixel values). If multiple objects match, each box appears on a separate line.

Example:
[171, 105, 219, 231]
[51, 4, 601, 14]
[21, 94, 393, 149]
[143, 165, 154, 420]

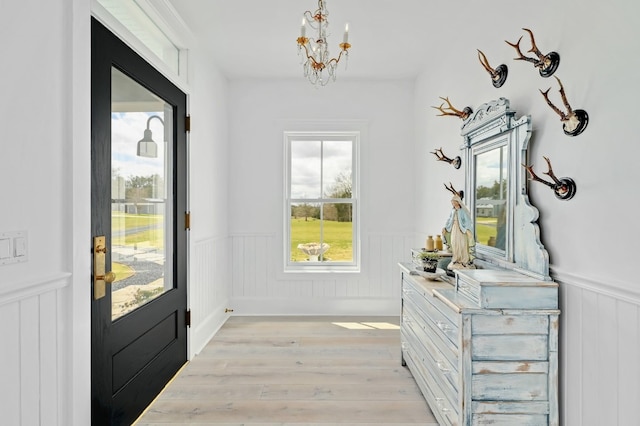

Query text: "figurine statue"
[442, 188, 475, 270]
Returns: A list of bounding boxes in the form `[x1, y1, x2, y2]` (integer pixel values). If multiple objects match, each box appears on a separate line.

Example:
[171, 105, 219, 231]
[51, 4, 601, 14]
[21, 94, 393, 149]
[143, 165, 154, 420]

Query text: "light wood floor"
[135, 316, 437, 425]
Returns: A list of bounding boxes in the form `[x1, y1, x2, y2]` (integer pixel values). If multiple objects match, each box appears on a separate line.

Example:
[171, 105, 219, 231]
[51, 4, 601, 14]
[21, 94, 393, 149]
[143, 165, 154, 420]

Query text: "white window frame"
[284, 131, 360, 273]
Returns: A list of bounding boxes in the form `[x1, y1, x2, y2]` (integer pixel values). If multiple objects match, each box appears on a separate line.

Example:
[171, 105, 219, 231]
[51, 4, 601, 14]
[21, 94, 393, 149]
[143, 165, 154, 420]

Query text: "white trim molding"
[551, 265, 640, 306]
[0, 273, 71, 307]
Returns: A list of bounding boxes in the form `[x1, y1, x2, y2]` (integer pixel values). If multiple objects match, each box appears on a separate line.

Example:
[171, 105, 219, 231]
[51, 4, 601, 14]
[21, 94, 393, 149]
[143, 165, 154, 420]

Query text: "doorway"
[91, 18, 188, 425]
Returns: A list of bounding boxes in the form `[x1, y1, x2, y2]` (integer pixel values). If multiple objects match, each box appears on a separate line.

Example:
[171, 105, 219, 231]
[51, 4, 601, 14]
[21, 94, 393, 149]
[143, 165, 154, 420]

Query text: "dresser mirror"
[460, 98, 551, 280]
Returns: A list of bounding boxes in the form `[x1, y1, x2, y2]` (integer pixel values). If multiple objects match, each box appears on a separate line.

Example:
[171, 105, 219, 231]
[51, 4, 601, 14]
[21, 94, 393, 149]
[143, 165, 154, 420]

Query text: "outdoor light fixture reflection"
[137, 115, 164, 158]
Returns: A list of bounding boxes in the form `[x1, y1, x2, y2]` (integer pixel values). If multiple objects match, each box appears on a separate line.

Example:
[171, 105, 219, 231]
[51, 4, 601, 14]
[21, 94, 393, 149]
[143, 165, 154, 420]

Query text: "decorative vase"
[426, 235, 435, 251]
[435, 235, 443, 251]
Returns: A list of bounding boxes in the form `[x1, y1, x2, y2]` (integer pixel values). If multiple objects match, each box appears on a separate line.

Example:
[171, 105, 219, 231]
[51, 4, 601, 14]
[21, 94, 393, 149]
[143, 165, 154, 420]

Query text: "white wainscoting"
[189, 237, 231, 357]
[553, 267, 640, 426]
[0, 273, 70, 426]
[229, 232, 414, 315]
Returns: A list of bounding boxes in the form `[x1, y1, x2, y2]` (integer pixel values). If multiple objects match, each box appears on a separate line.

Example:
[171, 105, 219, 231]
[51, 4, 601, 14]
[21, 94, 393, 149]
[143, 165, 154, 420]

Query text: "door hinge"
[185, 211, 191, 230]
[185, 115, 191, 132]
[185, 309, 191, 327]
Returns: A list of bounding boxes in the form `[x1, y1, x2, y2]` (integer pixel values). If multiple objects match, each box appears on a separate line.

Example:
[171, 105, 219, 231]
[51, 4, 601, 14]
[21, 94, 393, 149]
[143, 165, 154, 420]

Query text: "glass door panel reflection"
[111, 67, 174, 320]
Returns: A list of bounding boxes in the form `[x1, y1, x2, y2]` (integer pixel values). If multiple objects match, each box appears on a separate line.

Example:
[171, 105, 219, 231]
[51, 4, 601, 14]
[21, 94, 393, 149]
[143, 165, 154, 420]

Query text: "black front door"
[91, 18, 188, 425]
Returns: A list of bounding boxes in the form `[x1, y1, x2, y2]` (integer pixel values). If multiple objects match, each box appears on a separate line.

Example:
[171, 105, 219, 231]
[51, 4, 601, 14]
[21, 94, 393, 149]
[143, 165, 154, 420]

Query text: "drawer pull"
[436, 360, 450, 373]
[436, 321, 450, 332]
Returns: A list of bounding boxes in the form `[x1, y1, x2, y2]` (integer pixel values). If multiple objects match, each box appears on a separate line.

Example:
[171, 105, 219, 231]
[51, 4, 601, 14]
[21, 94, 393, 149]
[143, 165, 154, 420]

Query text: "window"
[285, 132, 359, 272]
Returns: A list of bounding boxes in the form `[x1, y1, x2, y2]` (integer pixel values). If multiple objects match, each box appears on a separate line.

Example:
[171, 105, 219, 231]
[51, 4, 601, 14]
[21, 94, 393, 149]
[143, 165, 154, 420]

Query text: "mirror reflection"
[474, 145, 507, 251]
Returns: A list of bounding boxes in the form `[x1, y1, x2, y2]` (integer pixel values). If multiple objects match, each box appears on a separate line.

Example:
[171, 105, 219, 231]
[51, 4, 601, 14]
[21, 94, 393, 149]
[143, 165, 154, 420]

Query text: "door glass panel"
[111, 67, 174, 320]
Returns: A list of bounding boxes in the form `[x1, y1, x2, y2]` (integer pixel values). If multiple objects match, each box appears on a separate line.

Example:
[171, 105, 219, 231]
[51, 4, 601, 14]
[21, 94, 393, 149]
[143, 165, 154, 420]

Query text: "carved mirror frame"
[461, 98, 550, 280]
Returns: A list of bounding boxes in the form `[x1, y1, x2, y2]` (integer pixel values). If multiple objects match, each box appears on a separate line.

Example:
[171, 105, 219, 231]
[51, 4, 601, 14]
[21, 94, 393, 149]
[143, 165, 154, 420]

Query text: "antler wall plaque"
[431, 147, 461, 169]
[540, 76, 589, 137]
[432, 97, 473, 120]
[506, 28, 560, 78]
[477, 49, 508, 88]
[523, 156, 576, 200]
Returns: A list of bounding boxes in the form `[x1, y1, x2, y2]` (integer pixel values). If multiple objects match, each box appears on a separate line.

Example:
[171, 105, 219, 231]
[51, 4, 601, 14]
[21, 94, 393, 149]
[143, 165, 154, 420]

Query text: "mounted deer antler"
[444, 182, 464, 200]
[432, 97, 472, 120]
[522, 156, 576, 200]
[505, 28, 560, 77]
[431, 147, 461, 169]
[540, 76, 589, 136]
[477, 49, 508, 88]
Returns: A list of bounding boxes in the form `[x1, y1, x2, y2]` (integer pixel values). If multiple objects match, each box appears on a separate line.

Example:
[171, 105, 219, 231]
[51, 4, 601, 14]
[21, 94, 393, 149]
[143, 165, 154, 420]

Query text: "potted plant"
[419, 251, 440, 273]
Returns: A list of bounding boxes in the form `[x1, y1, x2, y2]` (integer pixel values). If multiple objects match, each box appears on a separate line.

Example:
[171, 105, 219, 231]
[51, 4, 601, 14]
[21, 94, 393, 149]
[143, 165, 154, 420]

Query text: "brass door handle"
[96, 271, 116, 283]
[94, 236, 116, 300]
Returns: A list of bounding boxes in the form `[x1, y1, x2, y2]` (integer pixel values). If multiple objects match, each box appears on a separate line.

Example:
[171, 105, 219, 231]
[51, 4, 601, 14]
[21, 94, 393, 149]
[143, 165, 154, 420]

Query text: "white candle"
[301, 17, 306, 37]
[343, 22, 349, 43]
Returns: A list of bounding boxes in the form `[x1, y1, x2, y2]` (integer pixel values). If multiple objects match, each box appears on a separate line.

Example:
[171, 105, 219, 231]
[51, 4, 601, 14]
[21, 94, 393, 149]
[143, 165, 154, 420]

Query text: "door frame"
[90, 17, 189, 425]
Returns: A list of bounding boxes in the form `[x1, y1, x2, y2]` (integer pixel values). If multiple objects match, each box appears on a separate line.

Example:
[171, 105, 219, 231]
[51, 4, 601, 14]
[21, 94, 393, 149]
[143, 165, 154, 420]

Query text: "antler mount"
[477, 49, 508, 88]
[523, 156, 576, 200]
[432, 97, 472, 120]
[506, 28, 560, 78]
[431, 147, 462, 169]
[540, 76, 589, 136]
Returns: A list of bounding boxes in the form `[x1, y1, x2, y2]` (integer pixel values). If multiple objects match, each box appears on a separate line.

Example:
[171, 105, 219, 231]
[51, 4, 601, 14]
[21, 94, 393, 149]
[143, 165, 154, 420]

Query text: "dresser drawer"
[404, 297, 459, 372]
[403, 278, 459, 348]
[401, 331, 459, 426]
[456, 275, 480, 305]
[403, 306, 459, 404]
[455, 269, 559, 309]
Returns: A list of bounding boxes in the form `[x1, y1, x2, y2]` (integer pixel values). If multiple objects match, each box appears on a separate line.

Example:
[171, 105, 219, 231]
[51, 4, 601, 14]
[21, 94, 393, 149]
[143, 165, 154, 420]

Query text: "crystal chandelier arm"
[298, 41, 326, 71]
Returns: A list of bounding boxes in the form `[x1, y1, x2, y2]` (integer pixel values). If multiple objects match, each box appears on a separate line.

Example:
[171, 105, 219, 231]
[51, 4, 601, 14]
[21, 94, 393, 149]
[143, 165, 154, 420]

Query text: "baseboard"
[228, 297, 400, 316]
[189, 305, 230, 358]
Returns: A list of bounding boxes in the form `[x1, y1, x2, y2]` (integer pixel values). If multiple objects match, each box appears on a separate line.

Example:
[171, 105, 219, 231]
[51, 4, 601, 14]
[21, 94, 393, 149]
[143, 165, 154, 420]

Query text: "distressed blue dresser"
[400, 263, 559, 426]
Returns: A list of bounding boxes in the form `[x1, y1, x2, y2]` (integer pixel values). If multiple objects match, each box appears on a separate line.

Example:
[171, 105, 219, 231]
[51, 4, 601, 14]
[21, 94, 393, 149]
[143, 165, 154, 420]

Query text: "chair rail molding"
[551, 265, 640, 306]
[0, 272, 71, 307]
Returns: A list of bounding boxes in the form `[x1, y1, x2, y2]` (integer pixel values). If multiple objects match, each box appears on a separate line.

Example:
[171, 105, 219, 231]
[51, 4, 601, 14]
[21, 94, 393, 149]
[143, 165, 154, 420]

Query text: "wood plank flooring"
[135, 316, 437, 425]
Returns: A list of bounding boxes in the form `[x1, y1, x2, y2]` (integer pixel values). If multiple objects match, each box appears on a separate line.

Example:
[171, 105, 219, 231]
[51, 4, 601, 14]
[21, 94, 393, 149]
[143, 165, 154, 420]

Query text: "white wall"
[413, 0, 640, 424]
[186, 45, 232, 357]
[227, 79, 415, 315]
[0, 0, 91, 424]
[0, 0, 231, 424]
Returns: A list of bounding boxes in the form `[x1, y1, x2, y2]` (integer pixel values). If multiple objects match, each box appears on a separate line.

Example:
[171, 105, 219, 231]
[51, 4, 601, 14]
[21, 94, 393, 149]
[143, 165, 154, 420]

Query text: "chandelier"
[297, 0, 351, 86]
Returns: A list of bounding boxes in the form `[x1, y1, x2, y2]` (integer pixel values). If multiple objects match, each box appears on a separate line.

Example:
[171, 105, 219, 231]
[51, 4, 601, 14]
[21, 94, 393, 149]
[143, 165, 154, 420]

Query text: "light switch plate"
[0, 230, 28, 265]
[0, 239, 10, 259]
[14, 236, 27, 257]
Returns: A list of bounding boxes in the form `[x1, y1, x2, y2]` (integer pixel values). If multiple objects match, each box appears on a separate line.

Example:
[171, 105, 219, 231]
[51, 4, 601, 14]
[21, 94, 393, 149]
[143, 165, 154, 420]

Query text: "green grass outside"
[290, 218, 353, 262]
[112, 262, 135, 282]
[475, 217, 497, 246]
[112, 213, 164, 248]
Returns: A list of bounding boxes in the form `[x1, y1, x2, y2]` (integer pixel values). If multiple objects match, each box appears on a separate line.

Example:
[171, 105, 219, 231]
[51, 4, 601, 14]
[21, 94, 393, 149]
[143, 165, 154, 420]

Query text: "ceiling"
[167, 0, 467, 81]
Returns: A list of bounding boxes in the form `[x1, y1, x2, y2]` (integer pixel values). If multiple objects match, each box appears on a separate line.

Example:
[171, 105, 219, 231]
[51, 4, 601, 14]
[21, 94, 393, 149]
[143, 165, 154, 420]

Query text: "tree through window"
[285, 132, 359, 271]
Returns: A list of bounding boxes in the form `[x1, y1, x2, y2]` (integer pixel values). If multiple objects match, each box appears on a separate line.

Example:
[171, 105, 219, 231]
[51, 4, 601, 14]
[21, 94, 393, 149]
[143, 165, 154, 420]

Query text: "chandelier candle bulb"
[343, 23, 349, 43]
[301, 17, 306, 37]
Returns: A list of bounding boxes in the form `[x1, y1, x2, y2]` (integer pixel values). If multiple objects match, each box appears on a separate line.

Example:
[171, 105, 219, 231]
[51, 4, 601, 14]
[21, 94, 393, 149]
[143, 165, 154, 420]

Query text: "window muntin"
[286, 133, 359, 271]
